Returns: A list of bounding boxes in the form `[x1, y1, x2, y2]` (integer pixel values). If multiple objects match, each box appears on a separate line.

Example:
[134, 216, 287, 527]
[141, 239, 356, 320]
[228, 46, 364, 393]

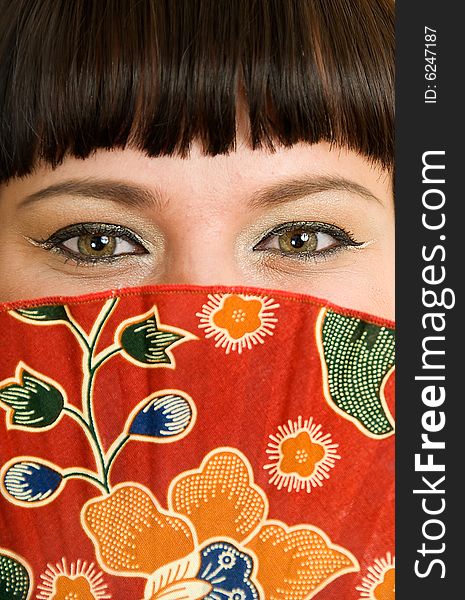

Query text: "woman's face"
[0, 141, 394, 319]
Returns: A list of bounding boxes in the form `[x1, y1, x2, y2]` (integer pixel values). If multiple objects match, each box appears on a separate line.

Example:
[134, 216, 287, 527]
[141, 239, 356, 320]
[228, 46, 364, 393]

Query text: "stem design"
[68, 321, 91, 352]
[92, 347, 122, 372]
[63, 405, 91, 431]
[63, 471, 107, 492]
[104, 434, 130, 489]
[63, 298, 125, 494]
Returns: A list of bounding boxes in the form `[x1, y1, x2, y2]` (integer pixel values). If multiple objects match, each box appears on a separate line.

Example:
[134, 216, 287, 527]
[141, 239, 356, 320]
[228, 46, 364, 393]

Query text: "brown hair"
[0, 0, 394, 184]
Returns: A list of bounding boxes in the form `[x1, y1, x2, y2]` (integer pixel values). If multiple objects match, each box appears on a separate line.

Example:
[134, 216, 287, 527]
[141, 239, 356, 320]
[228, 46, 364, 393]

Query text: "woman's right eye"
[32, 223, 148, 264]
[62, 233, 141, 259]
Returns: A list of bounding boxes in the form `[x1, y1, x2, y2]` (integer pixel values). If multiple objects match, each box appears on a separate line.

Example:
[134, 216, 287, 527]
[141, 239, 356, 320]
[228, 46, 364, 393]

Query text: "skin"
[0, 140, 394, 320]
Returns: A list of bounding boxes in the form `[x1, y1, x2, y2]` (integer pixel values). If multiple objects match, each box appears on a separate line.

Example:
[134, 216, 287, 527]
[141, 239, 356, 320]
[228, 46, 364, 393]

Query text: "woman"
[0, 2, 395, 599]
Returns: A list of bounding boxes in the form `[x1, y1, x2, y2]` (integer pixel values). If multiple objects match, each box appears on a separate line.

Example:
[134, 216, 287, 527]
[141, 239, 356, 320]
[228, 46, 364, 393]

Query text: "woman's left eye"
[253, 221, 361, 258]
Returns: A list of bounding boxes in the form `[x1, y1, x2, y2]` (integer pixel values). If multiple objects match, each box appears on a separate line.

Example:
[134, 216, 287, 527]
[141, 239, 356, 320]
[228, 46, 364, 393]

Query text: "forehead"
[4, 142, 392, 213]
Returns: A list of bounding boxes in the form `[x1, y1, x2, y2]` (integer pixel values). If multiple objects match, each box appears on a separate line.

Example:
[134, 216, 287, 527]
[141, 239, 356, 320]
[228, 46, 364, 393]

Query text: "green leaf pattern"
[320, 309, 395, 437]
[14, 305, 69, 323]
[0, 368, 64, 429]
[120, 312, 185, 365]
[0, 552, 31, 600]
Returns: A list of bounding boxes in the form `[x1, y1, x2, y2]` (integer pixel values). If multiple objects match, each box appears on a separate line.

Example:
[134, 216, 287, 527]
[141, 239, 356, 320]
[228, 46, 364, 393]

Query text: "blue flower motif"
[197, 541, 259, 600]
[128, 393, 195, 440]
[2, 460, 63, 503]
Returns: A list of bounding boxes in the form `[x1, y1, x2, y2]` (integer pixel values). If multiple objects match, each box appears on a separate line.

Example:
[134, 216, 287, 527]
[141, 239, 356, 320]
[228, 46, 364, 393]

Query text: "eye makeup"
[27, 222, 148, 266]
[253, 220, 363, 262]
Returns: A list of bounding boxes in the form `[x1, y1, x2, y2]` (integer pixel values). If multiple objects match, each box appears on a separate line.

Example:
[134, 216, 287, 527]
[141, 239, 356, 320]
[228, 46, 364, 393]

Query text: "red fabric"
[0, 285, 395, 600]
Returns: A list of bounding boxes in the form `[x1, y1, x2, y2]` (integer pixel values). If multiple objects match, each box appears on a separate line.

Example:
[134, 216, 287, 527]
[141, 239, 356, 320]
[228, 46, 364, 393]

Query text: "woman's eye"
[273, 228, 333, 253]
[253, 222, 360, 258]
[34, 223, 148, 263]
[62, 233, 139, 258]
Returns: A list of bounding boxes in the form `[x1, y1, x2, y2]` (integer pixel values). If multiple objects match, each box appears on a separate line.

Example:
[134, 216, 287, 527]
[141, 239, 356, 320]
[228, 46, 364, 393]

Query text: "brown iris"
[278, 228, 317, 253]
[77, 234, 116, 257]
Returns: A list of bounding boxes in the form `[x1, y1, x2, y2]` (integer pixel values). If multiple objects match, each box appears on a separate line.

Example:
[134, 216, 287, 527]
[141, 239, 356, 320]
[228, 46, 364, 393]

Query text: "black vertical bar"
[396, 2, 461, 597]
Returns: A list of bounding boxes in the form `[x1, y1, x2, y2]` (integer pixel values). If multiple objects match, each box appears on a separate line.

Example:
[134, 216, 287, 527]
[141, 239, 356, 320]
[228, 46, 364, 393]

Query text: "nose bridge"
[161, 265, 237, 287]
[157, 213, 242, 287]
[170, 239, 246, 284]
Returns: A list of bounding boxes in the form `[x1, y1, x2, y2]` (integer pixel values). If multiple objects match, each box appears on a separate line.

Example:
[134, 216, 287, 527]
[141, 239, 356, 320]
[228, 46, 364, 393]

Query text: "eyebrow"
[18, 179, 164, 210]
[248, 175, 383, 209]
[19, 174, 382, 211]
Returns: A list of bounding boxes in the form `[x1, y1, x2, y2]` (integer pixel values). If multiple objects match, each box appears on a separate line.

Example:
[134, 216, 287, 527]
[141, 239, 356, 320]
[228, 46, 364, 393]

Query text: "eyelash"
[253, 221, 362, 261]
[30, 222, 148, 266]
[30, 220, 362, 267]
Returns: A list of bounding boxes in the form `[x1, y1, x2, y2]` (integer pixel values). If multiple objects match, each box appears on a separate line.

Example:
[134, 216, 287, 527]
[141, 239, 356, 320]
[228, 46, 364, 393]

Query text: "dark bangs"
[0, 0, 394, 183]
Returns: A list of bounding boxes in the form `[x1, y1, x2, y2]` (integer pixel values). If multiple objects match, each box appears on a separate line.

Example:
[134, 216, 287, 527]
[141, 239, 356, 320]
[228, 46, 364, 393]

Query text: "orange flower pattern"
[356, 553, 395, 600]
[47, 577, 97, 599]
[265, 417, 340, 493]
[169, 450, 267, 544]
[82, 448, 358, 599]
[197, 294, 279, 353]
[36, 559, 111, 600]
[280, 431, 325, 477]
[83, 485, 196, 576]
[213, 296, 263, 340]
[374, 569, 395, 600]
[247, 523, 357, 600]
